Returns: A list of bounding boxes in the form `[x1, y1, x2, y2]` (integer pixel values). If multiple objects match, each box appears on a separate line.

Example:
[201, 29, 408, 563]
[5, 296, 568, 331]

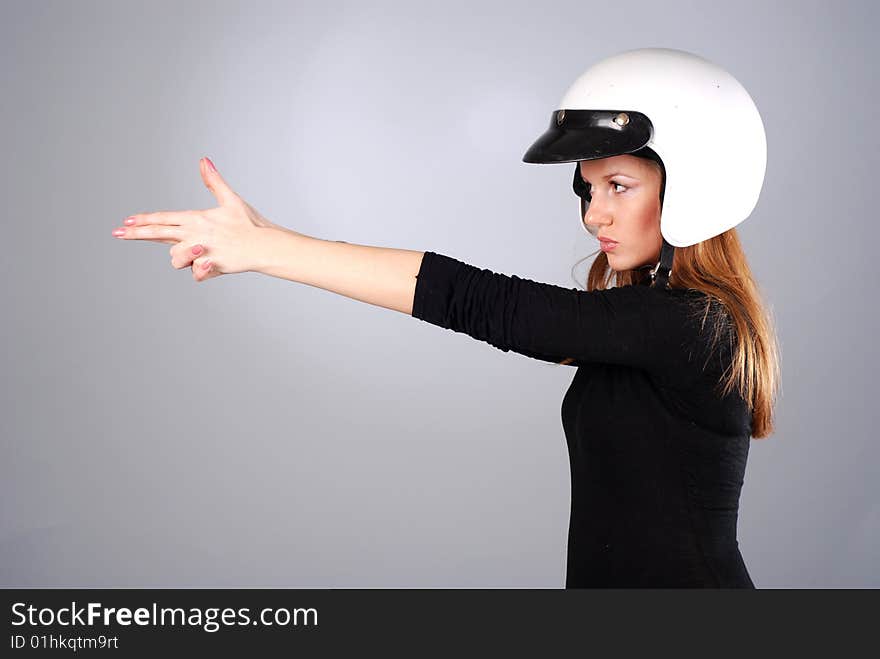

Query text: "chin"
[605, 253, 630, 272]
[607, 252, 650, 273]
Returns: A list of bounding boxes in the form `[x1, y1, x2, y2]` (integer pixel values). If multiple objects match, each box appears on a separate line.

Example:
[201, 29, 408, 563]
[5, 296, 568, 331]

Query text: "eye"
[611, 181, 627, 193]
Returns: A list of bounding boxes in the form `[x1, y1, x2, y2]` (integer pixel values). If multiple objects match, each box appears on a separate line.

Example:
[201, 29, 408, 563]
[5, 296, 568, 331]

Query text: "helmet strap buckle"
[649, 239, 676, 289]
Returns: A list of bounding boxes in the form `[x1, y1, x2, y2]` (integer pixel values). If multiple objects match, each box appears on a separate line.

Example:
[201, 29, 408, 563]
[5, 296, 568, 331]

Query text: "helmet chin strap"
[647, 238, 675, 289]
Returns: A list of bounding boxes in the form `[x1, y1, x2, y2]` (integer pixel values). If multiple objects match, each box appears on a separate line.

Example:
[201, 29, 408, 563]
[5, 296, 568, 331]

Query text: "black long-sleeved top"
[411, 251, 755, 588]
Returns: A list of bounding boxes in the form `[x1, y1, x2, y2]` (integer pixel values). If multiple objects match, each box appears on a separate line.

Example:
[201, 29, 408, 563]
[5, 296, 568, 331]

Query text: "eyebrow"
[580, 170, 637, 182]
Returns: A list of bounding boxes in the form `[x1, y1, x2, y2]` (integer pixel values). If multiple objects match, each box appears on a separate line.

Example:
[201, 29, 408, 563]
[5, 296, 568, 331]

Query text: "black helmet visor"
[522, 109, 653, 163]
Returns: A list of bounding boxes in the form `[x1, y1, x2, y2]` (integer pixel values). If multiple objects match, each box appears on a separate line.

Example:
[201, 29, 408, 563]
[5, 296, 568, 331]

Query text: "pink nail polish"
[124, 218, 135, 225]
[192, 245, 203, 255]
[112, 228, 126, 236]
[205, 157, 217, 173]
[203, 260, 212, 269]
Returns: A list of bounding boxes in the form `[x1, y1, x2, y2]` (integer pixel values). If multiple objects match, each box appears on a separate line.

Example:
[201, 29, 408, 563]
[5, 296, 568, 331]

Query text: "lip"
[598, 237, 619, 252]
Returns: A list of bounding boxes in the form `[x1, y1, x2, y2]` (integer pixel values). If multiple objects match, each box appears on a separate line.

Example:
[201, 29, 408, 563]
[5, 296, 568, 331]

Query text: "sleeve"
[411, 251, 709, 377]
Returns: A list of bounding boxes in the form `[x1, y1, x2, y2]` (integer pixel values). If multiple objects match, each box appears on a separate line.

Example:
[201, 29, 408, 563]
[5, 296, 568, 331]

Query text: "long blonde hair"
[561, 228, 781, 439]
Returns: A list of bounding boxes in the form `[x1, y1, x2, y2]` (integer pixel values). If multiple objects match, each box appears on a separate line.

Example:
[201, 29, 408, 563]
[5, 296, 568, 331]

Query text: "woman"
[113, 48, 780, 588]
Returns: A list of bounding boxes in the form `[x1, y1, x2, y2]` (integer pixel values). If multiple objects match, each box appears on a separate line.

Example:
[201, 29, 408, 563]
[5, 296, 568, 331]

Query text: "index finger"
[124, 210, 197, 226]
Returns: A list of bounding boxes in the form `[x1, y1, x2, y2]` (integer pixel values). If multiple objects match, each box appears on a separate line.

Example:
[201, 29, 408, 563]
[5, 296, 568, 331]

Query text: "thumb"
[200, 156, 241, 207]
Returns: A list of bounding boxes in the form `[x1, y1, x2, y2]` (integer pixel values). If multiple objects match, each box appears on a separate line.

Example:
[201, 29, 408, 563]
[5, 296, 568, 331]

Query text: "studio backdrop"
[1, 0, 878, 587]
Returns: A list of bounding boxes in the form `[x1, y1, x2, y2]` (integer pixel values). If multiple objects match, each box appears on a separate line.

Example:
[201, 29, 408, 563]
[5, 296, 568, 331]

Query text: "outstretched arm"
[115, 157, 712, 379]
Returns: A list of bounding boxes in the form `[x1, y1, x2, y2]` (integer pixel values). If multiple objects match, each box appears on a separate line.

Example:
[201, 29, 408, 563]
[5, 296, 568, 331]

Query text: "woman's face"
[579, 154, 664, 272]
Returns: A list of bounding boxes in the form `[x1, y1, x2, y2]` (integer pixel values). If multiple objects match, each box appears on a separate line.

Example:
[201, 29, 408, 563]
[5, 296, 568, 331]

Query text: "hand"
[113, 157, 295, 281]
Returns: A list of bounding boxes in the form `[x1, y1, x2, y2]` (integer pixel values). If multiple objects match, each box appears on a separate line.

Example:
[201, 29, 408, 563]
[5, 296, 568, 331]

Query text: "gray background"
[2, 0, 877, 587]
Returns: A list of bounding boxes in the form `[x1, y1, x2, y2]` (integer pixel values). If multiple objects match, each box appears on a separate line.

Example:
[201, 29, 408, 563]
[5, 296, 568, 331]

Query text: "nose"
[584, 207, 612, 234]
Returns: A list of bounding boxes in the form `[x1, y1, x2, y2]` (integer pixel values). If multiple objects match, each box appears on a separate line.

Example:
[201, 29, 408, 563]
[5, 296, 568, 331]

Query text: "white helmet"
[522, 48, 767, 286]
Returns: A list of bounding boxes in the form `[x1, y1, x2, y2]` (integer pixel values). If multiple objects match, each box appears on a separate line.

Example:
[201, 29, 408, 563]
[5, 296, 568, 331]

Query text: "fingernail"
[112, 228, 126, 237]
[203, 260, 212, 269]
[192, 245, 203, 255]
[205, 157, 217, 173]
[124, 217, 135, 225]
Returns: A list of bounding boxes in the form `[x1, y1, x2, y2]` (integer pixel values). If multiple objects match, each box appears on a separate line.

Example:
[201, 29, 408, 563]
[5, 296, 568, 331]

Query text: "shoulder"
[589, 283, 719, 329]
[598, 284, 733, 379]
